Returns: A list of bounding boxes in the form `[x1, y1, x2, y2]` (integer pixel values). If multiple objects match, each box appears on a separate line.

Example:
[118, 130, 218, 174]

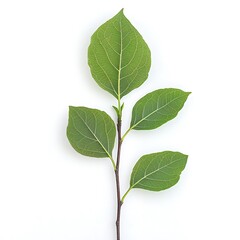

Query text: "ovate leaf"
[67, 107, 116, 159]
[88, 9, 151, 99]
[130, 151, 188, 191]
[130, 88, 190, 130]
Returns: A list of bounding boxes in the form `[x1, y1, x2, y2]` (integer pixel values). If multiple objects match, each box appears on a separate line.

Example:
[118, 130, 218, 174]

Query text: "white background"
[0, 0, 240, 239]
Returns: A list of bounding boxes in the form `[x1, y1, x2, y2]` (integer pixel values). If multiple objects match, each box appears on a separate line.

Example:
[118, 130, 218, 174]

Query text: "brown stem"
[115, 118, 123, 240]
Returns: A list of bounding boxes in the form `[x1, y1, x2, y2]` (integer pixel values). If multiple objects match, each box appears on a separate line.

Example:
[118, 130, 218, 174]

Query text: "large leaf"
[88, 9, 151, 99]
[67, 106, 116, 159]
[130, 88, 190, 130]
[130, 151, 188, 191]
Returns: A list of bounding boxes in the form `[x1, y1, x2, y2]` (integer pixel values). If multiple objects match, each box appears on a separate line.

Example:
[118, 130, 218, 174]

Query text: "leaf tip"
[181, 153, 189, 169]
[118, 8, 125, 16]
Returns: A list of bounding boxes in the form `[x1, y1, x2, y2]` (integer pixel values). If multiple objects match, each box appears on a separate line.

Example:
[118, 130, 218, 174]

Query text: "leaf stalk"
[110, 156, 117, 170]
[121, 127, 132, 142]
[121, 186, 132, 203]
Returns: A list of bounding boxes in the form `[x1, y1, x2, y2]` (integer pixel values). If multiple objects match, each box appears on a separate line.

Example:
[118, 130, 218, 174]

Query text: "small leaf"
[88, 9, 151, 99]
[67, 106, 116, 159]
[130, 88, 190, 130]
[112, 105, 120, 116]
[130, 151, 188, 191]
[121, 103, 124, 111]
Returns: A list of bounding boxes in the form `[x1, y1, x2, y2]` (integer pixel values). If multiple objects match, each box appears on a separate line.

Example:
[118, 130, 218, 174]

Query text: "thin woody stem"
[115, 118, 123, 240]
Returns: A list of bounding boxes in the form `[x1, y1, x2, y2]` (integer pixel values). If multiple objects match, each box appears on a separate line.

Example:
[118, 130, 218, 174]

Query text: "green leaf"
[130, 88, 191, 130]
[67, 106, 116, 159]
[88, 9, 151, 99]
[112, 105, 120, 116]
[130, 151, 188, 191]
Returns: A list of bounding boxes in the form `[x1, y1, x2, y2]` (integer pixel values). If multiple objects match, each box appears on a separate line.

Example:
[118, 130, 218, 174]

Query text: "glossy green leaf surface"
[130, 88, 190, 130]
[88, 9, 151, 99]
[67, 106, 116, 158]
[130, 151, 188, 191]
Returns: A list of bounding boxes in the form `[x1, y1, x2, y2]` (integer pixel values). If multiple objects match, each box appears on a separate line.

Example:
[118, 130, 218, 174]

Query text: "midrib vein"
[117, 20, 123, 101]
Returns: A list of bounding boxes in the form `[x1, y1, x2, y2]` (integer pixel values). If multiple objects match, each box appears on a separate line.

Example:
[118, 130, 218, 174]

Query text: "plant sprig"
[67, 9, 190, 240]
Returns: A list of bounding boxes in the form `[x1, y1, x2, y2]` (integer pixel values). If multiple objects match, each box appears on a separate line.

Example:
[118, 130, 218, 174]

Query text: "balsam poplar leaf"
[130, 88, 190, 130]
[67, 106, 116, 159]
[88, 9, 151, 99]
[130, 151, 188, 191]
